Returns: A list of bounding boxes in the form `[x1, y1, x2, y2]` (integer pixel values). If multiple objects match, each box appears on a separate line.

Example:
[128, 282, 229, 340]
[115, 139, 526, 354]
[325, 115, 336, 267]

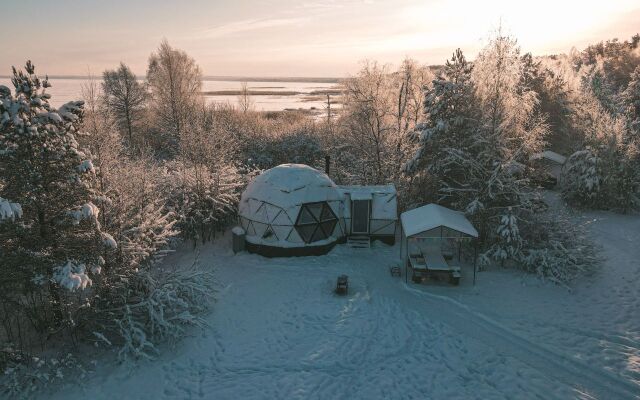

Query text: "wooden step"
[347, 236, 370, 248]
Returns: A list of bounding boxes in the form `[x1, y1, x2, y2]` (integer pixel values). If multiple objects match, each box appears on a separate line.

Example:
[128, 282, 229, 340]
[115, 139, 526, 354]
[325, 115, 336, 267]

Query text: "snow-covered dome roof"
[241, 164, 342, 212]
[238, 164, 345, 250]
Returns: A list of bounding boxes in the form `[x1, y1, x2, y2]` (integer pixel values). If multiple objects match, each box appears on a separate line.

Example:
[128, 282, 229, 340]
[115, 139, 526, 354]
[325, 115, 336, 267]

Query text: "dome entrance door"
[351, 200, 370, 234]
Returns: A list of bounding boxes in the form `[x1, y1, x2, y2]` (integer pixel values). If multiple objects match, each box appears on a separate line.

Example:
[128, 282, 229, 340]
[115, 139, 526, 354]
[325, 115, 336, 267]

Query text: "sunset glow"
[1, 0, 638, 76]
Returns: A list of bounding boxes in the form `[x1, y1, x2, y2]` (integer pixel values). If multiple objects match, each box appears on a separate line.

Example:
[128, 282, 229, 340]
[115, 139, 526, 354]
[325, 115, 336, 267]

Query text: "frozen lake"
[0, 77, 342, 112]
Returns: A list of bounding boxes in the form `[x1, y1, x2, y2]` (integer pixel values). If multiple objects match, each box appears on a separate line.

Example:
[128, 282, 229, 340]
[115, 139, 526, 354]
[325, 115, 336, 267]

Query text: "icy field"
[45, 209, 640, 400]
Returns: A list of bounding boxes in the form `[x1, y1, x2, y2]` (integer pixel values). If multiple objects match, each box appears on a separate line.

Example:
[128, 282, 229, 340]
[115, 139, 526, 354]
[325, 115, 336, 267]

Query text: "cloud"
[198, 17, 308, 39]
[297, 0, 374, 10]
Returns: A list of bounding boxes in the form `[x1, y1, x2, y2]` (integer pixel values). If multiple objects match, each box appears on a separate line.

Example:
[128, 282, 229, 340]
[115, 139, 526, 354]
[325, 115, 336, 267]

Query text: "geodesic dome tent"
[238, 164, 345, 256]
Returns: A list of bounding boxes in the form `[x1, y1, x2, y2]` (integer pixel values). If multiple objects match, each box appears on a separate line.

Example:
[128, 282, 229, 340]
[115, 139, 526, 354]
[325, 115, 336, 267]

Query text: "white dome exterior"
[238, 164, 345, 249]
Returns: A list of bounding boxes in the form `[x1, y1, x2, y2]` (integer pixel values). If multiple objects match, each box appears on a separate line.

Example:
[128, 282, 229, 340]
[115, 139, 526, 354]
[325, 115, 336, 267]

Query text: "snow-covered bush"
[561, 148, 600, 204]
[91, 259, 215, 361]
[623, 66, 640, 135]
[161, 119, 246, 244]
[78, 86, 180, 269]
[162, 161, 243, 243]
[519, 211, 599, 285]
[485, 209, 523, 264]
[0, 196, 22, 221]
[0, 348, 90, 399]
[561, 90, 640, 211]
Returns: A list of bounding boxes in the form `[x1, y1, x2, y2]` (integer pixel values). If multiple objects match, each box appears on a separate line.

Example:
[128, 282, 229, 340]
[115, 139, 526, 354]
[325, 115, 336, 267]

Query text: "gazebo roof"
[400, 203, 478, 238]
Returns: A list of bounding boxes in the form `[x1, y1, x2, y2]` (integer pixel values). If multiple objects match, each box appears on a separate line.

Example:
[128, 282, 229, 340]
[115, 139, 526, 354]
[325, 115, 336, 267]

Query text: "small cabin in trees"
[530, 150, 567, 181]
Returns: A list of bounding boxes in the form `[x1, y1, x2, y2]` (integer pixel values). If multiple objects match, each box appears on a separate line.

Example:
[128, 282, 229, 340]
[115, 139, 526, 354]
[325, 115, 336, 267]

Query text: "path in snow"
[44, 206, 640, 400]
[158, 246, 578, 400]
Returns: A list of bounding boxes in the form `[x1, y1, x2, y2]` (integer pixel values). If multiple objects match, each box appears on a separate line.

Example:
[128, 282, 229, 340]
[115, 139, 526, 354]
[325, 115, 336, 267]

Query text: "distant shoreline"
[203, 89, 343, 96]
[0, 75, 344, 84]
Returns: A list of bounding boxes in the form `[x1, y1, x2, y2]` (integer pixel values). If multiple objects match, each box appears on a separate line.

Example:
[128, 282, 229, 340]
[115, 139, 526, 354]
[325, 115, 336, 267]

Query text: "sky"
[1, 0, 639, 78]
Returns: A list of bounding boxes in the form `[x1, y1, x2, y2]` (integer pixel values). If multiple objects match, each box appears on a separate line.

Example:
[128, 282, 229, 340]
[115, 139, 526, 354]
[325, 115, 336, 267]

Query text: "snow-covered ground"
[43, 207, 640, 400]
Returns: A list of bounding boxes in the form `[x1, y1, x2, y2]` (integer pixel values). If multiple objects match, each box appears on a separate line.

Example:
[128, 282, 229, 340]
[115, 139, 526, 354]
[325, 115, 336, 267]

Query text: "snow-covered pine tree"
[404, 46, 535, 246]
[0, 62, 113, 335]
[622, 66, 640, 136]
[562, 148, 600, 205]
[403, 48, 479, 197]
[562, 87, 639, 211]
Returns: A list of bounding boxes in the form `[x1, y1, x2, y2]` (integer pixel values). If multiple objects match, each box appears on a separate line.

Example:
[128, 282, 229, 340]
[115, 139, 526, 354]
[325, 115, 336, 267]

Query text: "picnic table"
[416, 244, 461, 285]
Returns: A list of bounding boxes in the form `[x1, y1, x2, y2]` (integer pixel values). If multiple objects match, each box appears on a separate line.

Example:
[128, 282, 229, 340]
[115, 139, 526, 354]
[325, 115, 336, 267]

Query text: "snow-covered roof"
[339, 185, 397, 220]
[401, 203, 478, 238]
[0, 197, 22, 222]
[240, 164, 343, 217]
[339, 185, 396, 197]
[531, 150, 567, 165]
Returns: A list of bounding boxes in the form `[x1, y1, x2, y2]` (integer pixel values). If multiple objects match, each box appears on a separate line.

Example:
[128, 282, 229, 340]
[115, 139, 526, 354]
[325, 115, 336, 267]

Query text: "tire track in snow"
[400, 283, 640, 400]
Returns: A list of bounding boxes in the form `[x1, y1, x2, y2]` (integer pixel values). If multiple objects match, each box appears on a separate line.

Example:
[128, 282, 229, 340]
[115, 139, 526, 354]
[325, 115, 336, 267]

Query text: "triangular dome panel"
[287, 228, 304, 243]
[266, 204, 282, 223]
[246, 221, 257, 236]
[253, 221, 268, 237]
[271, 209, 293, 225]
[271, 225, 291, 241]
[248, 198, 262, 215]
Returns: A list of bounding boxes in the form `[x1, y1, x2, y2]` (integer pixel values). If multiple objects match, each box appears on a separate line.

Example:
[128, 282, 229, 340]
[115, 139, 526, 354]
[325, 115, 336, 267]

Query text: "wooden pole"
[405, 236, 409, 285]
[326, 93, 331, 126]
[473, 241, 477, 286]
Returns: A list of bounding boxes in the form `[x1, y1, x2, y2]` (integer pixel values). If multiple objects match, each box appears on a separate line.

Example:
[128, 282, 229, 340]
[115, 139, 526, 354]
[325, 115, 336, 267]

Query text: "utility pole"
[326, 94, 332, 132]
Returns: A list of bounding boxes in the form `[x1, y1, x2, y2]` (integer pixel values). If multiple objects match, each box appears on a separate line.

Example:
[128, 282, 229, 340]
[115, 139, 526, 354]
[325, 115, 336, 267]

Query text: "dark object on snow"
[336, 275, 348, 295]
[232, 227, 246, 254]
[390, 265, 401, 277]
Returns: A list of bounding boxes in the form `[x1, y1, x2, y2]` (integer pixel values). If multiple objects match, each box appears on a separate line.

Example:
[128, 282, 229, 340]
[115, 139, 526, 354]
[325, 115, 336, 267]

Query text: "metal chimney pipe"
[325, 155, 330, 175]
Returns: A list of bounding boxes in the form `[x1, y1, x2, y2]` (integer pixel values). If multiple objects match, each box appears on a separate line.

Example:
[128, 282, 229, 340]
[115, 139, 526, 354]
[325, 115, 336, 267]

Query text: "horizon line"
[0, 74, 347, 83]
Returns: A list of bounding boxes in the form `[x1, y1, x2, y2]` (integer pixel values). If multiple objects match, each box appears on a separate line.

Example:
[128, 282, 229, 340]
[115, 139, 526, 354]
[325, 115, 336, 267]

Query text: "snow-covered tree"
[622, 66, 640, 136]
[102, 62, 147, 146]
[562, 148, 600, 204]
[237, 81, 254, 114]
[394, 57, 434, 134]
[340, 61, 397, 184]
[403, 46, 534, 243]
[79, 77, 179, 269]
[404, 42, 591, 282]
[472, 32, 547, 161]
[0, 61, 113, 334]
[562, 90, 639, 211]
[147, 40, 203, 152]
[161, 115, 244, 243]
[163, 160, 242, 244]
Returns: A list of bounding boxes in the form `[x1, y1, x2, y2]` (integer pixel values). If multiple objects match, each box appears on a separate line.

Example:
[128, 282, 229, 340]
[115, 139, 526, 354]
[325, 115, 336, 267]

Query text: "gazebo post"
[399, 229, 403, 259]
[473, 241, 478, 286]
[405, 236, 408, 285]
